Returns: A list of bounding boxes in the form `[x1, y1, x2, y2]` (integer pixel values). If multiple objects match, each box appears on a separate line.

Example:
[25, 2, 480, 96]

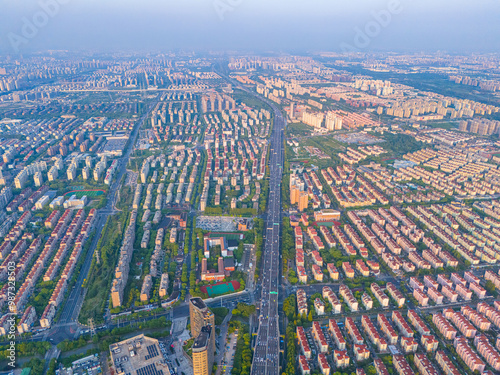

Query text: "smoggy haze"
[0, 0, 499, 54]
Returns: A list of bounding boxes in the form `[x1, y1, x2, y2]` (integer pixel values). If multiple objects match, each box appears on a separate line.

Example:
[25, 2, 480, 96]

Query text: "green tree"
[283, 295, 297, 320]
[235, 241, 244, 262]
[485, 280, 496, 294]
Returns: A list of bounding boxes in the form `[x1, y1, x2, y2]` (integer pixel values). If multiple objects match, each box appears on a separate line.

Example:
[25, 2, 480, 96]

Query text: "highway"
[250, 103, 285, 375]
[213, 63, 286, 375]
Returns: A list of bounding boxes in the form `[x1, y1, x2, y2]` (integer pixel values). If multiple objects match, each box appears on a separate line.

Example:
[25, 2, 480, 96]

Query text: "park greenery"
[230, 322, 252, 375]
[231, 303, 256, 318]
[21, 358, 45, 375]
[283, 295, 297, 321]
[79, 212, 126, 324]
[380, 133, 425, 156]
[0, 341, 50, 362]
[283, 323, 296, 375]
[212, 307, 229, 325]
[56, 316, 171, 355]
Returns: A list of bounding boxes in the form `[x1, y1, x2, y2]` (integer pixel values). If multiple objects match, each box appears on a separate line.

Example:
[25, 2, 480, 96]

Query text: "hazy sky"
[0, 0, 499, 54]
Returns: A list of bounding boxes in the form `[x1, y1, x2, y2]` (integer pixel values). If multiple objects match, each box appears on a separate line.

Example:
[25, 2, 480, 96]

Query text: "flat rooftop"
[193, 326, 212, 351]
[109, 334, 170, 375]
[190, 297, 208, 310]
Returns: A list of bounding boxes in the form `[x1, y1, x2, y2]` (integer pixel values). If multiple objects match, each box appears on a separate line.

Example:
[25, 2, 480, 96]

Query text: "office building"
[109, 334, 171, 375]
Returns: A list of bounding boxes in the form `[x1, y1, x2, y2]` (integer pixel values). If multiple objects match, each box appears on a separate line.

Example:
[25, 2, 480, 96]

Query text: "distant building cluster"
[459, 118, 500, 136]
[450, 75, 500, 92]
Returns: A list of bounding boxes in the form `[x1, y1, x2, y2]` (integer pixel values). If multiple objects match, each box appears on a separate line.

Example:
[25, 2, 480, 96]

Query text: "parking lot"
[160, 339, 193, 375]
[157, 341, 177, 374]
[196, 216, 241, 231]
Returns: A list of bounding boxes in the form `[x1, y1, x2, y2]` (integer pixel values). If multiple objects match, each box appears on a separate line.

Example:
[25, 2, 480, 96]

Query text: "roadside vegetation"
[79, 212, 127, 324]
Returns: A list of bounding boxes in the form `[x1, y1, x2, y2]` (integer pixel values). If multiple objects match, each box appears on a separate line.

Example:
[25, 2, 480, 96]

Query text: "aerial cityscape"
[1, 2, 500, 375]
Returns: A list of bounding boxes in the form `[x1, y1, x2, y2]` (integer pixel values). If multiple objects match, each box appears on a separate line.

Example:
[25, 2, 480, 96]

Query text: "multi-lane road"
[46, 98, 159, 343]
[213, 63, 286, 375]
[250, 103, 285, 375]
[33, 66, 287, 375]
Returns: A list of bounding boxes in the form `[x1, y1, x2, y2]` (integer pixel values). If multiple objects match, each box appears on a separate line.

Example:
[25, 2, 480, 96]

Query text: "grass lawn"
[286, 122, 314, 138]
[232, 89, 272, 112]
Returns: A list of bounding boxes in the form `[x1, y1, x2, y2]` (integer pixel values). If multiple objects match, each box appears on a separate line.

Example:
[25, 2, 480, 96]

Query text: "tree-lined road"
[214, 63, 286, 375]
[46, 98, 159, 343]
[250, 104, 285, 375]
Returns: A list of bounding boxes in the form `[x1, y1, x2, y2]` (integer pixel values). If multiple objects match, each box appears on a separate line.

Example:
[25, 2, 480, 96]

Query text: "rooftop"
[193, 325, 212, 351]
[109, 334, 170, 375]
[190, 297, 208, 311]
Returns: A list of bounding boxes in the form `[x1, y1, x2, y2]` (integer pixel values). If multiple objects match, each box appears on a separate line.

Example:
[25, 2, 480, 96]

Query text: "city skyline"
[2, 2, 500, 375]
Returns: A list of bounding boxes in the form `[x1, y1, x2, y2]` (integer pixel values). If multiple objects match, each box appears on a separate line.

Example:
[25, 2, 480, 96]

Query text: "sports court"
[200, 280, 241, 297]
[65, 189, 106, 198]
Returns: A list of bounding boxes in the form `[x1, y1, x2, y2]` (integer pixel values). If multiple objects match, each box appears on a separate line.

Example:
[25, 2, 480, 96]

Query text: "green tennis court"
[201, 281, 241, 297]
[64, 190, 106, 198]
